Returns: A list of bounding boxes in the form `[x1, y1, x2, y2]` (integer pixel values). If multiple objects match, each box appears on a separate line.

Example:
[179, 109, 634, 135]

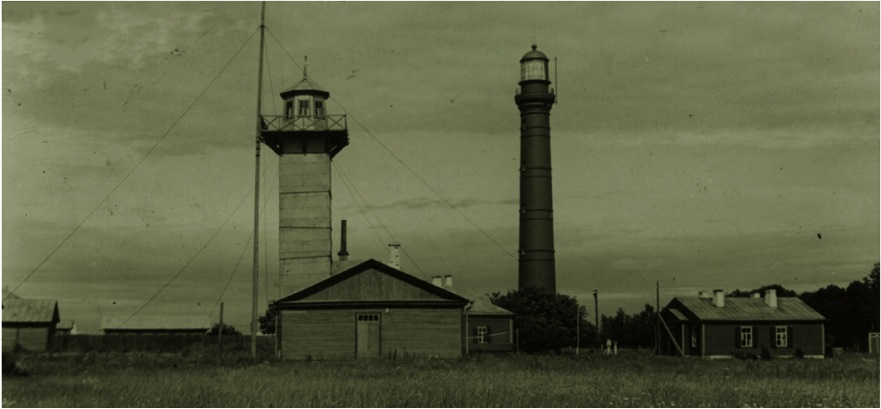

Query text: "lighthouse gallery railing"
[261, 114, 347, 132]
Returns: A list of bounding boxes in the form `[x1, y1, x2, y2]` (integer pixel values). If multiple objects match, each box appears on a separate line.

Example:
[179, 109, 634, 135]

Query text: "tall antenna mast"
[251, 0, 266, 360]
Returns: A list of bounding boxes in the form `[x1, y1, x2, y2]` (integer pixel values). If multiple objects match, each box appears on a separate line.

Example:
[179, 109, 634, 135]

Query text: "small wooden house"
[660, 289, 825, 358]
[271, 259, 471, 359]
[2, 293, 60, 352]
[431, 276, 515, 353]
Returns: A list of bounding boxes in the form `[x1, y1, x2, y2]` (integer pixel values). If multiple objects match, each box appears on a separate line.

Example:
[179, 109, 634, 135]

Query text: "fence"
[51, 334, 274, 354]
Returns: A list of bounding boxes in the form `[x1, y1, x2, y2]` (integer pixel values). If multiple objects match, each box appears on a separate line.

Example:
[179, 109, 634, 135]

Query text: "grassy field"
[3, 349, 878, 407]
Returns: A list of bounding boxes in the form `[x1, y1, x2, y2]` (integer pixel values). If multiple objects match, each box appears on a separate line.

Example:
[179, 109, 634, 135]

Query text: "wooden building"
[2, 293, 60, 352]
[430, 275, 516, 353]
[101, 316, 210, 335]
[271, 259, 471, 359]
[660, 289, 825, 359]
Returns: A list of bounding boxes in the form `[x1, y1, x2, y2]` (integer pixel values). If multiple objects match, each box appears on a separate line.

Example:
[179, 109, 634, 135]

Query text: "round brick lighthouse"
[515, 44, 557, 293]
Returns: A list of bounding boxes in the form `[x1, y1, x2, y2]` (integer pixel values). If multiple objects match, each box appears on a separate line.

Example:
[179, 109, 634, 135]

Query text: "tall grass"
[3, 350, 878, 407]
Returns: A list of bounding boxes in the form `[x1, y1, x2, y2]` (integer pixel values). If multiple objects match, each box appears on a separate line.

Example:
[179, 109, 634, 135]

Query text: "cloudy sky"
[3, 2, 878, 334]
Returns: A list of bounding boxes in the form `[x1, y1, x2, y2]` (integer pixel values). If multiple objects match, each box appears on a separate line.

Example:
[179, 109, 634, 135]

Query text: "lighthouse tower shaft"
[515, 45, 556, 293]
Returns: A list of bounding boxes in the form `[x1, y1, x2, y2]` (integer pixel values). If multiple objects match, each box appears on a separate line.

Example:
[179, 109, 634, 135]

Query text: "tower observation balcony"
[259, 114, 349, 157]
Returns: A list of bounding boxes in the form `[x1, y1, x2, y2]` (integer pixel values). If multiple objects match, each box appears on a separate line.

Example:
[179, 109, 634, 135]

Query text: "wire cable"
[3, 27, 261, 302]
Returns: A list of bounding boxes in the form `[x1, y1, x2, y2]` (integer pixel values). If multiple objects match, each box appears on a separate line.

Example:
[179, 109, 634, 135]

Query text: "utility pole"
[219, 302, 224, 357]
[251, 1, 266, 360]
[576, 304, 580, 356]
[655, 281, 660, 355]
[593, 289, 599, 347]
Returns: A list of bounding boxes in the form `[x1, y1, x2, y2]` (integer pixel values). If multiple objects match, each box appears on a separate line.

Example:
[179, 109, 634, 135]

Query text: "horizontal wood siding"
[280, 310, 355, 359]
[705, 322, 824, 357]
[280, 307, 462, 359]
[468, 316, 514, 353]
[381, 308, 462, 358]
[300, 269, 442, 302]
[2, 327, 50, 351]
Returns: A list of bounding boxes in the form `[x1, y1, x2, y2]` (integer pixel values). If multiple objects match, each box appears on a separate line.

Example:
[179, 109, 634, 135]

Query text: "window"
[477, 326, 488, 344]
[315, 100, 325, 119]
[740, 326, 753, 348]
[691, 328, 698, 348]
[356, 314, 380, 322]
[285, 101, 294, 119]
[298, 100, 310, 117]
[775, 326, 788, 348]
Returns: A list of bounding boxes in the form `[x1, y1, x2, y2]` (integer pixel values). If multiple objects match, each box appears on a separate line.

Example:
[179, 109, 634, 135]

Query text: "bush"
[3, 350, 28, 377]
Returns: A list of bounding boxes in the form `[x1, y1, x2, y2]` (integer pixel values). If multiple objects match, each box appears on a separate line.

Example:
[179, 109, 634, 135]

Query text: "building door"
[356, 314, 380, 357]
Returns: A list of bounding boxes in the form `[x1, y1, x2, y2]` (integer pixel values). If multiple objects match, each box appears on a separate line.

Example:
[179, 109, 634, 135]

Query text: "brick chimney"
[764, 289, 777, 308]
[713, 289, 725, 308]
[387, 242, 401, 270]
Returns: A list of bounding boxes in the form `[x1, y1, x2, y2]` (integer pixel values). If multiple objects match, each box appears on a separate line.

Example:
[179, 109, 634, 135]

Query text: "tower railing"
[261, 114, 347, 132]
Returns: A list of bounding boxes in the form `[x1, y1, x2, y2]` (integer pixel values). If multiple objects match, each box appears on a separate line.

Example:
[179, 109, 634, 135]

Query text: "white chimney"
[713, 289, 725, 308]
[431, 276, 442, 287]
[751, 293, 760, 299]
[387, 242, 401, 269]
[765, 289, 777, 308]
[444, 275, 453, 288]
[698, 291, 712, 299]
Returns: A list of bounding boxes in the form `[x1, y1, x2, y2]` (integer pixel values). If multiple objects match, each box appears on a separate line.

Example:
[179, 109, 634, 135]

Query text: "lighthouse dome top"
[520, 44, 549, 62]
[280, 76, 330, 100]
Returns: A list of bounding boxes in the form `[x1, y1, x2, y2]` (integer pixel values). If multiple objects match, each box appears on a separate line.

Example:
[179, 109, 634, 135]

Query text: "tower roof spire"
[303, 55, 308, 79]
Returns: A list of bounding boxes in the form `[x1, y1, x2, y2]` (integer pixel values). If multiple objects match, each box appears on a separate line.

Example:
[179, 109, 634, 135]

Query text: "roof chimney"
[337, 220, 349, 262]
[764, 289, 777, 308]
[387, 242, 401, 270]
[712, 289, 725, 308]
[698, 291, 712, 299]
[751, 293, 761, 299]
[431, 276, 442, 287]
[444, 275, 453, 288]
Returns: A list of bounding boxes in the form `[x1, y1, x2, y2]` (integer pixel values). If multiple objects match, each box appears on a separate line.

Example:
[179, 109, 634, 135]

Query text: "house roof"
[280, 76, 330, 99]
[2, 297, 60, 324]
[273, 259, 470, 307]
[440, 285, 514, 316]
[670, 296, 825, 322]
[101, 316, 211, 331]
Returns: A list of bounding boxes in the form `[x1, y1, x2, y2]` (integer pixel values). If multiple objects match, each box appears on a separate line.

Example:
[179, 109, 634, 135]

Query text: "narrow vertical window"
[775, 326, 788, 347]
[315, 100, 325, 119]
[740, 326, 753, 348]
[298, 100, 310, 117]
[477, 326, 488, 344]
[285, 101, 294, 119]
[691, 328, 698, 348]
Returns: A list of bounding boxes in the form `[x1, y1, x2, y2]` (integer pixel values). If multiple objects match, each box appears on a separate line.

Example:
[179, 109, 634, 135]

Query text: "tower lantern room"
[280, 65, 329, 123]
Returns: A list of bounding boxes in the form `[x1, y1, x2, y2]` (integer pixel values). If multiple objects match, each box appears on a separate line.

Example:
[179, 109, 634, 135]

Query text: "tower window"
[285, 101, 294, 119]
[298, 100, 310, 117]
[315, 100, 325, 119]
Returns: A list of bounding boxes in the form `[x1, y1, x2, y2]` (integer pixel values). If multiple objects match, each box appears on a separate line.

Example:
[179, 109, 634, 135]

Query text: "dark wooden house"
[432, 276, 515, 353]
[2, 293, 60, 352]
[660, 289, 825, 359]
[271, 259, 471, 359]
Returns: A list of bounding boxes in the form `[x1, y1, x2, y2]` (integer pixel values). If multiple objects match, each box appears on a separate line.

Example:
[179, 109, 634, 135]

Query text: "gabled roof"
[669, 297, 825, 322]
[101, 316, 211, 332]
[2, 297, 59, 324]
[273, 259, 469, 307]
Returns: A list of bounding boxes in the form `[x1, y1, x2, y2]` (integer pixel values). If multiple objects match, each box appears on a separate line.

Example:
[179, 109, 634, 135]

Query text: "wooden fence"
[51, 334, 274, 354]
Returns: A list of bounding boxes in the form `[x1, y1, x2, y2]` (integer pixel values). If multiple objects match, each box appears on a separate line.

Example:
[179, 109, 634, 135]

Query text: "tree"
[208, 323, 241, 336]
[727, 284, 797, 298]
[599, 304, 656, 349]
[799, 263, 880, 351]
[490, 287, 596, 353]
[258, 306, 278, 335]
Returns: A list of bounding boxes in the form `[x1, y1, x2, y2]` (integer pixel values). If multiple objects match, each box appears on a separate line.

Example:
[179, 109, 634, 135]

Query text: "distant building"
[2, 292, 60, 351]
[101, 316, 210, 335]
[659, 289, 826, 359]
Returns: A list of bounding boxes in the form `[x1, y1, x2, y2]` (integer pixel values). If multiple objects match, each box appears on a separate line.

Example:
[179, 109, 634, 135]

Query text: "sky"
[3, 2, 878, 334]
